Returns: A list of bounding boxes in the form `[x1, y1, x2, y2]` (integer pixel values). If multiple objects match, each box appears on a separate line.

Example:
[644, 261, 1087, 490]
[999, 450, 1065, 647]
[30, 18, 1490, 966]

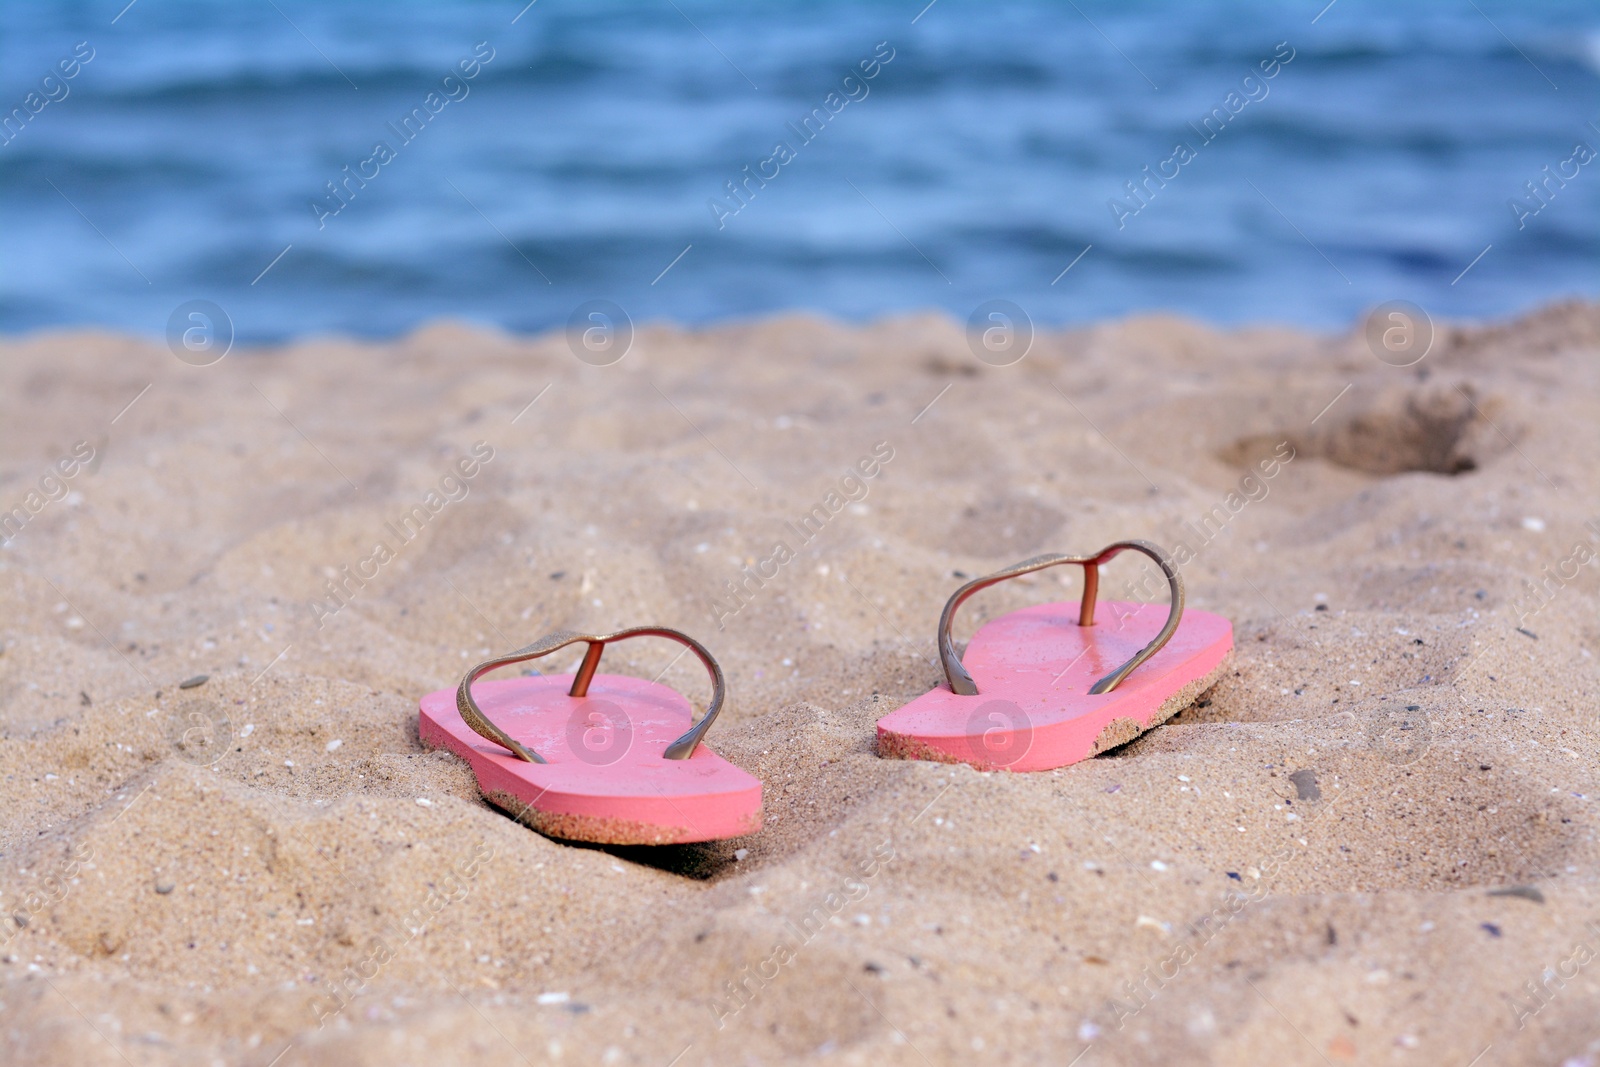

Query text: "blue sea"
[2, 0, 1597, 342]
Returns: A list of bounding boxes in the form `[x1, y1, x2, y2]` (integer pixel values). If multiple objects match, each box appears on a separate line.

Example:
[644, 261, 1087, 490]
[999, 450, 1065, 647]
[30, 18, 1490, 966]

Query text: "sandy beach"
[3, 299, 1599, 1065]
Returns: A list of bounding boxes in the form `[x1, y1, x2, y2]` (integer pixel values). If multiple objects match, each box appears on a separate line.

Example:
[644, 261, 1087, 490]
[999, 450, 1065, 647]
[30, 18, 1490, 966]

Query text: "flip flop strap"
[937, 539, 1185, 697]
[455, 626, 727, 764]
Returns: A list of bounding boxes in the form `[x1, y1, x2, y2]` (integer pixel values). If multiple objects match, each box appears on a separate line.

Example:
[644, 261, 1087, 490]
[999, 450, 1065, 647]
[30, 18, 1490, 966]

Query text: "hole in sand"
[569, 838, 739, 880]
[477, 800, 745, 879]
[1221, 383, 1512, 476]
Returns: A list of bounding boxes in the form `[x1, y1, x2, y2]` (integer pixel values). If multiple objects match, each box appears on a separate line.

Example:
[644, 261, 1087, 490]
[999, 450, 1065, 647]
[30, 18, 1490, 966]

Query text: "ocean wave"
[56, 50, 617, 105]
[0, 151, 228, 189]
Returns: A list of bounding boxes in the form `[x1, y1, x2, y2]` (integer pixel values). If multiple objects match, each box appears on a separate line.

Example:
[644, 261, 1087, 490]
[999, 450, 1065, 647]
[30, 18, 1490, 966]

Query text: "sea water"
[1, 0, 1595, 342]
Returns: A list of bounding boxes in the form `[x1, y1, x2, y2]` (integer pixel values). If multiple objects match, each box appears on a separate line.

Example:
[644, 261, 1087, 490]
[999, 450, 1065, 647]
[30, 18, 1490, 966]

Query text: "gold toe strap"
[937, 539, 1184, 697]
[455, 626, 727, 763]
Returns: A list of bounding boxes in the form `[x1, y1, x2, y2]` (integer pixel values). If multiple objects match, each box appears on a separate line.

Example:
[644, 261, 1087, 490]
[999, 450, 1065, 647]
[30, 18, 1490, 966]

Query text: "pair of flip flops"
[418, 540, 1233, 845]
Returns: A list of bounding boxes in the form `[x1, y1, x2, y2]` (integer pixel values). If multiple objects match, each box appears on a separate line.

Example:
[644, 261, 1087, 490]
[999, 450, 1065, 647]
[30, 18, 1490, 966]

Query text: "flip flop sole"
[877, 599, 1233, 772]
[420, 674, 762, 844]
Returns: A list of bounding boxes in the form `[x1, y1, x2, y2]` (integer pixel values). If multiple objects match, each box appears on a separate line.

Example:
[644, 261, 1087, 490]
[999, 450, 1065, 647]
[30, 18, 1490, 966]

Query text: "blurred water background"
[1, 0, 1597, 342]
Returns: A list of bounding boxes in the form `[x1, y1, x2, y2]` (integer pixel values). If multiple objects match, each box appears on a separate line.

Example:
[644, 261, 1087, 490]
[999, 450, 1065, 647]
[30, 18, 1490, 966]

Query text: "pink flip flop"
[419, 627, 761, 845]
[876, 540, 1232, 772]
